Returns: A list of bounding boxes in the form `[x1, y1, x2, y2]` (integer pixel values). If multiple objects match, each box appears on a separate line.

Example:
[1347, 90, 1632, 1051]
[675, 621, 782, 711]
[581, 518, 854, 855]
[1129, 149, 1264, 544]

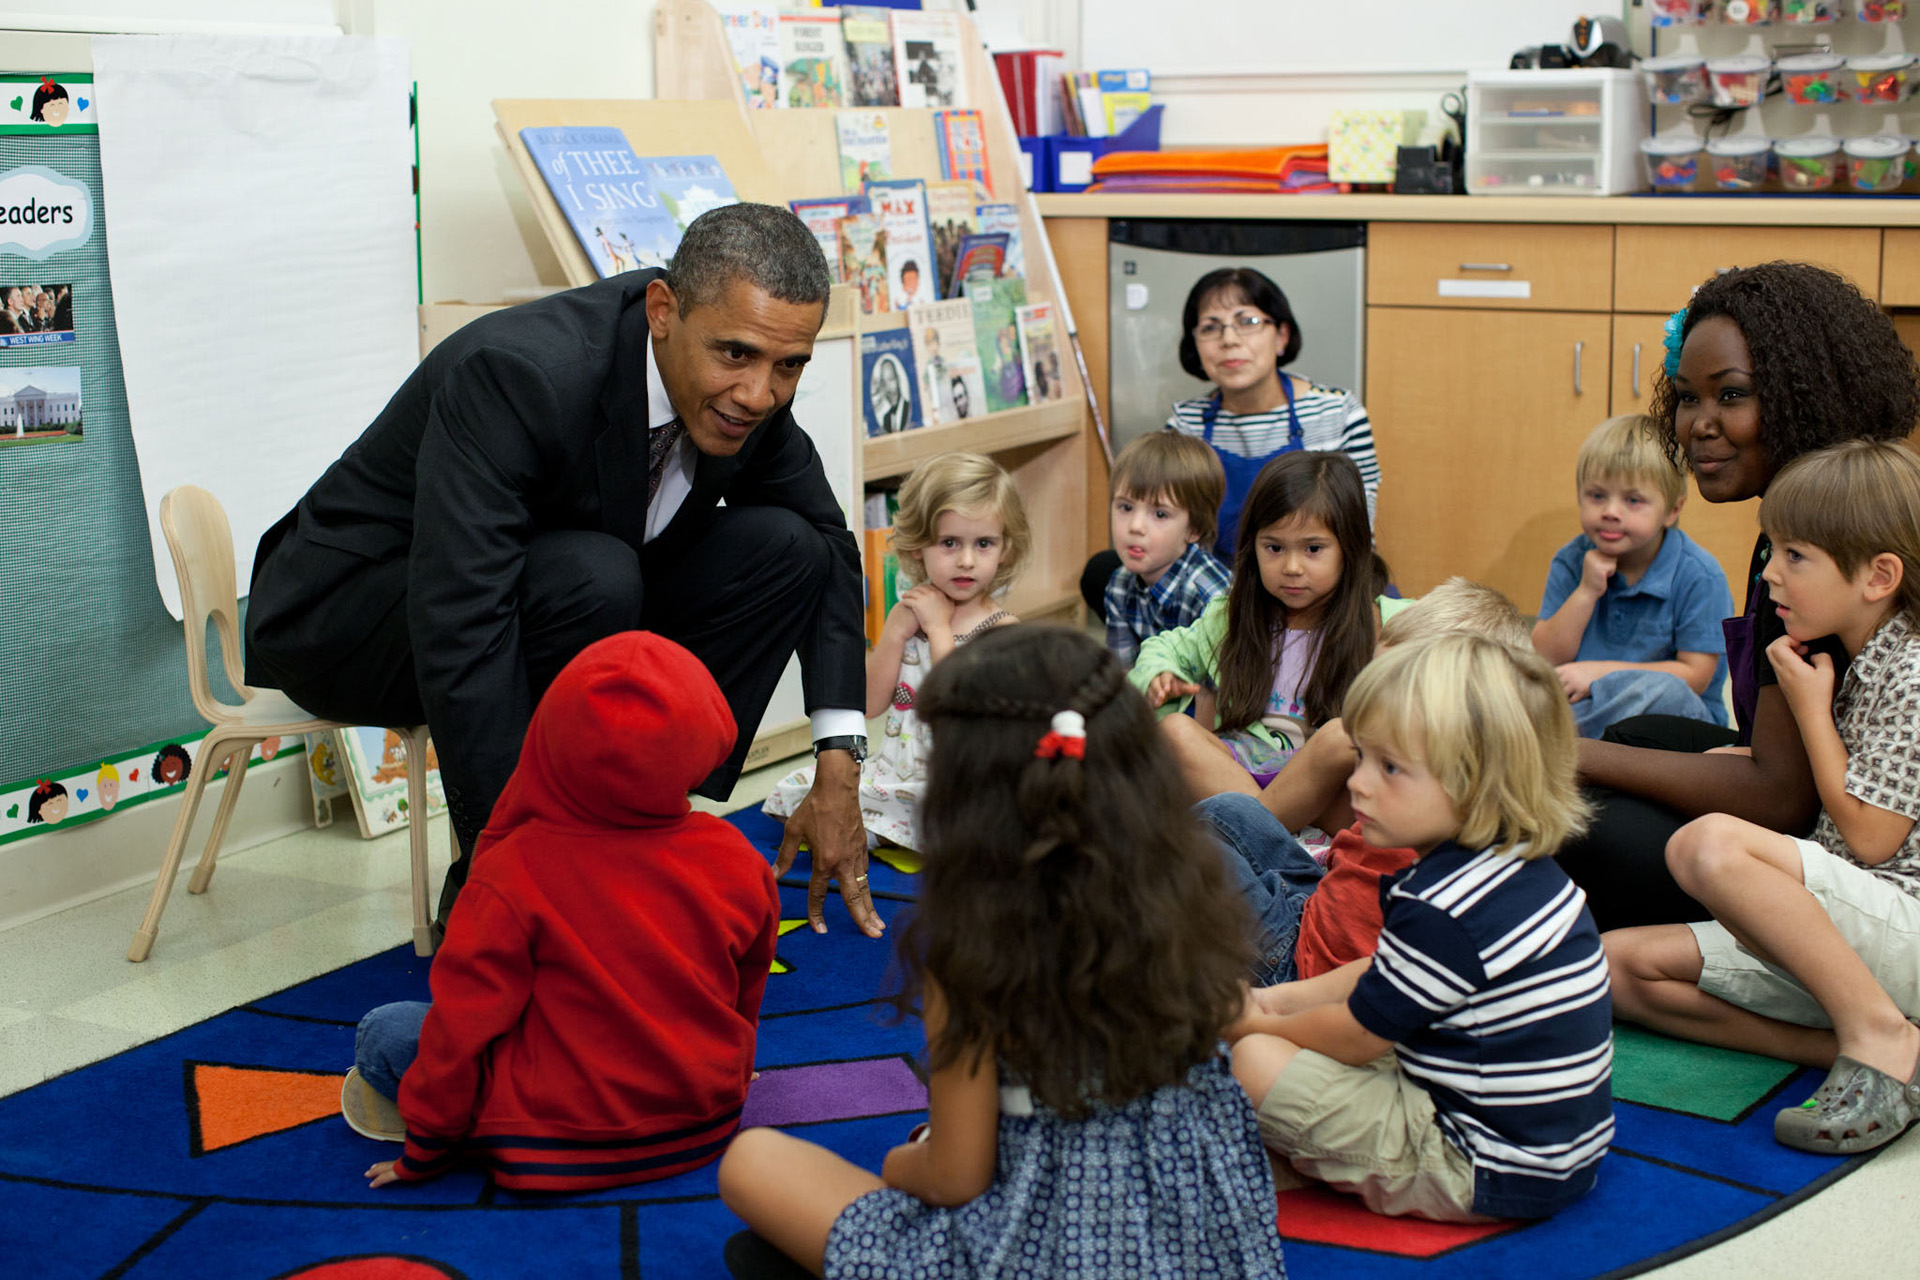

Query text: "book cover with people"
[1015, 301, 1064, 404]
[637, 155, 739, 235]
[907, 298, 984, 427]
[891, 9, 968, 110]
[946, 231, 1008, 299]
[864, 177, 936, 313]
[837, 212, 890, 315]
[778, 12, 849, 108]
[923, 180, 978, 300]
[716, 4, 780, 109]
[860, 327, 921, 436]
[839, 5, 900, 107]
[519, 126, 681, 278]
[966, 274, 1030, 415]
[974, 202, 1025, 278]
[934, 109, 990, 195]
[835, 110, 893, 195]
[790, 195, 869, 284]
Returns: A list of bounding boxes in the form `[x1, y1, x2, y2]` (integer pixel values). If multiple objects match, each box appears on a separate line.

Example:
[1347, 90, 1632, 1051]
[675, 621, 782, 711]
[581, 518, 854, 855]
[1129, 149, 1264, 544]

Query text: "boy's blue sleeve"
[1670, 546, 1735, 656]
[1539, 538, 1584, 620]
[1347, 897, 1484, 1044]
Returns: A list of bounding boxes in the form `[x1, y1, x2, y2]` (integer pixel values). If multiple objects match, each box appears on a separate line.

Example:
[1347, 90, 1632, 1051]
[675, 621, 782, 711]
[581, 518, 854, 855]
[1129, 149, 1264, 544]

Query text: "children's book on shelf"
[934, 109, 990, 195]
[717, 3, 780, 109]
[1015, 301, 1065, 404]
[335, 727, 446, 839]
[641, 155, 739, 235]
[967, 274, 1030, 415]
[835, 110, 893, 194]
[860, 328, 921, 437]
[838, 212, 890, 315]
[891, 9, 968, 110]
[840, 5, 900, 107]
[519, 126, 681, 278]
[946, 231, 1008, 298]
[923, 180, 979, 300]
[864, 177, 936, 312]
[1097, 68, 1153, 134]
[907, 298, 985, 427]
[974, 202, 1024, 278]
[862, 489, 902, 646]
[778, 11, 848, 108]
[791, 195, 869, 283]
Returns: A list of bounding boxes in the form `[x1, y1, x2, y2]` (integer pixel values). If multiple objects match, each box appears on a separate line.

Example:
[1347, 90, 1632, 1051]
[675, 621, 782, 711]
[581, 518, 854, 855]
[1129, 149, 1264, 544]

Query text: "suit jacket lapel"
[595, 277, 659, 551]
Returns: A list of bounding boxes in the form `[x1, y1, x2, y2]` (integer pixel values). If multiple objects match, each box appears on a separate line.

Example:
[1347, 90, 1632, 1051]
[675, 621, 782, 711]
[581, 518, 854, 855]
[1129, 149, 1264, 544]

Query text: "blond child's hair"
[1343, 634, 1589, 860]
[1576, 414, 1686, 509]
[1109, 431, 1227, 551]
[1379, 577, 1531, 652]
[1761, 439, 1920, 624]
[891, 451, 1031, 596]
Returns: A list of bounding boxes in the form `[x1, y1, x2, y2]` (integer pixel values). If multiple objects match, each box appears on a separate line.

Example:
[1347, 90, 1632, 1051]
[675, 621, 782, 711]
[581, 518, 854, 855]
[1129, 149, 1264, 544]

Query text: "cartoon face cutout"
[153, 745, 192, 786]
[97, 765, 120, 811]
[259, 736, 282, 763]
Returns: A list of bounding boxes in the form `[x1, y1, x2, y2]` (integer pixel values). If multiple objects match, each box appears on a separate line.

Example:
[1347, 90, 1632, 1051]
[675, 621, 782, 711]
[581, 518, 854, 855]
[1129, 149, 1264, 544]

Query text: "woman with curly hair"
[1559, 261, 1920, 931]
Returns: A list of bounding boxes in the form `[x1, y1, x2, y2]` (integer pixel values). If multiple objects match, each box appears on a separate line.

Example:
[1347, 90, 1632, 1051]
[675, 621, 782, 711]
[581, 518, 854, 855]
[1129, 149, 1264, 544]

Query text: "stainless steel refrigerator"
[1107, 220, 1367, 451]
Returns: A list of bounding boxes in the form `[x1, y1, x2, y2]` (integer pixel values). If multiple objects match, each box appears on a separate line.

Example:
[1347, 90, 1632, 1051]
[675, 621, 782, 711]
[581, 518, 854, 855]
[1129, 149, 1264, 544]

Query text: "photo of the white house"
[0, 367, 83, 446]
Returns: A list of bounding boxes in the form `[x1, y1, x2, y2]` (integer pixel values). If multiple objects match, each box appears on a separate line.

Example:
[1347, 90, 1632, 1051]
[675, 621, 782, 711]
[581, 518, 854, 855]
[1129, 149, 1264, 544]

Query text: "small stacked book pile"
[1087, 144, 1343, 194]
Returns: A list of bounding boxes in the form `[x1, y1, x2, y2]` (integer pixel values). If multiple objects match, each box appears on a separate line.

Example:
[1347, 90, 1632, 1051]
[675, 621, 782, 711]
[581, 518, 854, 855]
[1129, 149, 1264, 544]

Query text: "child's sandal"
[1773, 1053, 1920, 1155]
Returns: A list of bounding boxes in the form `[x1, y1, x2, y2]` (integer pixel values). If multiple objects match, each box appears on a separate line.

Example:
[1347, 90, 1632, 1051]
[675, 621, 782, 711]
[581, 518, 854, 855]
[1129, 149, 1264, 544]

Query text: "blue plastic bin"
[1022, 105, 1164, 194]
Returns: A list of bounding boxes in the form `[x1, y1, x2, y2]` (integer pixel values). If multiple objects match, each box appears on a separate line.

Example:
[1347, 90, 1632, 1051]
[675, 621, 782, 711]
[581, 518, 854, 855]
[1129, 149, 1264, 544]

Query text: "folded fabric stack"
[1087, 144, 1343, 194]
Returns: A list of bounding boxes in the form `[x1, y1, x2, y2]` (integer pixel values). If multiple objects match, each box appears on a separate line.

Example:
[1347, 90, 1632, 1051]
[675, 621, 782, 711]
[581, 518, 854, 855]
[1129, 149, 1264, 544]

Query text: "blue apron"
[1203, 376, 1304, 561]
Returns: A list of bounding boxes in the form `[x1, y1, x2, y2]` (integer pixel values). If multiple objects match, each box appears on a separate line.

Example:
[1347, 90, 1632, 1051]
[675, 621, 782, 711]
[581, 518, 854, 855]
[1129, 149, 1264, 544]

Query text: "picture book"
[838, 212, 890, 315]
[640, 155, 738, 235]
[923, 180, 978, 300]
[974, 202, 1025, 278]
[860, 327, 921, 436]
[519, 126, 680, 277]
[840, 5, 900, 107]
[791, 195, 869, 283]
[1097, 68, 1153, 134]
[717, 3, 780, 109]
[1015, 301, 1065, 404]
[835, 110, 893, 195]
[862, 489, 903, 646]
[891, 9, 968, 110]
[967, 273, 1030, 415]
[907, 298, 985, 427]
[336, 727, 445, 839]
[778, 11, 848, 108]
[934, 109, 990, 195]
[863, 177, 935, 312]
[946, 231, 1008, 298]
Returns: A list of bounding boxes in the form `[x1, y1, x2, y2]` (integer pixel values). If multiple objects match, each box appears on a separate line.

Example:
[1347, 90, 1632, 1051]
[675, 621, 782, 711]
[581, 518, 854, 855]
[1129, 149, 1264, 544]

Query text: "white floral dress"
[763, 613, 1009, 852]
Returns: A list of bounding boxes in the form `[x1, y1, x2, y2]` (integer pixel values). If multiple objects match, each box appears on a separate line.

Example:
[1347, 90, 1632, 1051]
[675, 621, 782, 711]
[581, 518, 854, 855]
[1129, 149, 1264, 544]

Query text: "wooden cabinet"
[1883, 229, 1920, 306]
[1368, 222, 1614, 312]
[1614, 226, 1882, 313]
[1366, 306, 1611, 606]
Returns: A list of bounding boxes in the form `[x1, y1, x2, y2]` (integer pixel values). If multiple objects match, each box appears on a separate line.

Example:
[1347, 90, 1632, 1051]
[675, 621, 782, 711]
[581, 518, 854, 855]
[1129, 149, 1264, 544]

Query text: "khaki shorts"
[1255, 1048, 1489, 1223]
[1689, 837, 1920, 1027]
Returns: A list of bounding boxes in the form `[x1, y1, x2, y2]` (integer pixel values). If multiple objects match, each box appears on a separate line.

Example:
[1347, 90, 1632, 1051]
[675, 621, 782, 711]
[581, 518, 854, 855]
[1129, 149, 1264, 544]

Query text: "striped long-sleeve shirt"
[1166, 383, 1382, 528]
[1348, 840, 1614, 1220]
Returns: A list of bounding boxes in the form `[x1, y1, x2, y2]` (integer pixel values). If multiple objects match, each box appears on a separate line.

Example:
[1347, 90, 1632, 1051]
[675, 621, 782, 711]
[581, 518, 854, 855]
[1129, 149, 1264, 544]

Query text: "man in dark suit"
[245, 204, 881, 940]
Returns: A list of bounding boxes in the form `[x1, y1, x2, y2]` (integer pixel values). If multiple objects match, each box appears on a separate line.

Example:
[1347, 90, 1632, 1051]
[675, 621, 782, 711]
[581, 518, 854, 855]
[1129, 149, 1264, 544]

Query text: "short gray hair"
[666, 203, 832, 317]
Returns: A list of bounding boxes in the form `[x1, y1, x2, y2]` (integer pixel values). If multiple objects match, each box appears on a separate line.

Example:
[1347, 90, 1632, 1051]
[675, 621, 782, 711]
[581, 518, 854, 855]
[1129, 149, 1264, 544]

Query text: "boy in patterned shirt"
[1103, 431, 1230, 667]
[1605, 440, 1920, 1156]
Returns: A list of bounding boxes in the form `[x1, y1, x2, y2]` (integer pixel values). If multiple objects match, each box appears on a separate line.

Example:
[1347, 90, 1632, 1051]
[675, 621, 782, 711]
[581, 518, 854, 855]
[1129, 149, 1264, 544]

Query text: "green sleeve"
[1128, 596, 1229, 720]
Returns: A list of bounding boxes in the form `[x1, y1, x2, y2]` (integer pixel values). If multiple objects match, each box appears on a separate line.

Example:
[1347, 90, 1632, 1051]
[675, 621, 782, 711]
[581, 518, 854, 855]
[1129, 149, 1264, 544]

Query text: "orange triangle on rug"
[187, 1062, 345, 1156]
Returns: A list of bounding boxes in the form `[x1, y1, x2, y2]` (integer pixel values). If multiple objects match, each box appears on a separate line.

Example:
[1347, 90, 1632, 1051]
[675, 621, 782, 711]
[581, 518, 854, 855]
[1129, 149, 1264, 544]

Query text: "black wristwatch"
[813, 734, 868, 763]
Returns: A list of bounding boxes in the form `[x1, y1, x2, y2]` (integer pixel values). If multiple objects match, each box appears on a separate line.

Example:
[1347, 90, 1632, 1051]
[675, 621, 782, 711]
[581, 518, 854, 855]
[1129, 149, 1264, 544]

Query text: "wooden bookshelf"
[863, 397, 1083, 481]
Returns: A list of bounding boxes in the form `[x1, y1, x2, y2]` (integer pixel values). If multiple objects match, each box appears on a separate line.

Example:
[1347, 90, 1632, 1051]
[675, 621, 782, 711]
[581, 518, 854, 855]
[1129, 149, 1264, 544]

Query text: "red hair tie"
[40, 77, 55, 92]
[1033, 710, 1086, 760]
[34, 778, 53, 794]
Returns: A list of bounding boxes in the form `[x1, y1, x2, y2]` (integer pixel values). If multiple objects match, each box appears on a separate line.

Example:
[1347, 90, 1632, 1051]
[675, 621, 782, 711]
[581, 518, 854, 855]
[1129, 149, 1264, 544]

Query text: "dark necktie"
[647, 418, 684, 506]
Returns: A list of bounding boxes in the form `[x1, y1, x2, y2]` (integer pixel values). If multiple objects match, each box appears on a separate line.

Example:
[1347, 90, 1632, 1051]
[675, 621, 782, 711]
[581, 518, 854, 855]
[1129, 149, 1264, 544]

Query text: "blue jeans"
[1576, 670, 1719, 739]
[1195, 793, 1325, 986]
[356, 1000, 431, 1101]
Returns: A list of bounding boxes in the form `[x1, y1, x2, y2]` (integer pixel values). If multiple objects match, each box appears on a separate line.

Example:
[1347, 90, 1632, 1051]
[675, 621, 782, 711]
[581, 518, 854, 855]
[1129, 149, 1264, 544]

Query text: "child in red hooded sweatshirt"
[341, 631, 780, 1192]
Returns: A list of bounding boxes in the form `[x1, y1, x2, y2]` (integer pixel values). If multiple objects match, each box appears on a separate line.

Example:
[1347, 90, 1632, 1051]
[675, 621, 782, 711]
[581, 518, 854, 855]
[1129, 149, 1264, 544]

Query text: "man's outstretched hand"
[775, 748, 885, 937]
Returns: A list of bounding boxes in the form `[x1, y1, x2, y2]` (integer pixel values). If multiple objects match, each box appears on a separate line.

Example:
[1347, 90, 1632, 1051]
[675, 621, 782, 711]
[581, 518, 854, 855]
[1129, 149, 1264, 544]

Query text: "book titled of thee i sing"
[520, 126, 681, 278]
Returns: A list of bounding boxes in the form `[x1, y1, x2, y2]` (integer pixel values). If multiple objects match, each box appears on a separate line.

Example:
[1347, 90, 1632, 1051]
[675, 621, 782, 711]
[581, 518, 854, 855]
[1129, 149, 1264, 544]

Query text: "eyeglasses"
[1192, 314, 1275, 344]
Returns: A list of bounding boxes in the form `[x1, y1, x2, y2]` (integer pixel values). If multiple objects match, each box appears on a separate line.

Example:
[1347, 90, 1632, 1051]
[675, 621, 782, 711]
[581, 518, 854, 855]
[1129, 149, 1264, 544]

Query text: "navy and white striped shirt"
[1349, 841, 1614, 1219]
[1167, 382, 1381, 528]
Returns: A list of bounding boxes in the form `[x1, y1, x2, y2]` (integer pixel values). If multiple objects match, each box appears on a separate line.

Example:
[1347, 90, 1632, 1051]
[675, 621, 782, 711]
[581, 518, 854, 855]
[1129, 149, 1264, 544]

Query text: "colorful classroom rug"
[0, 808, 1890, 1279]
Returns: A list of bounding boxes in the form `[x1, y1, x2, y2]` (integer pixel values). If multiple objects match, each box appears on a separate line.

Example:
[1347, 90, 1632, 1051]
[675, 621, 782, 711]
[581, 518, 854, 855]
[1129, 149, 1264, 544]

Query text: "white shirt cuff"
[810, 708, 867, 743]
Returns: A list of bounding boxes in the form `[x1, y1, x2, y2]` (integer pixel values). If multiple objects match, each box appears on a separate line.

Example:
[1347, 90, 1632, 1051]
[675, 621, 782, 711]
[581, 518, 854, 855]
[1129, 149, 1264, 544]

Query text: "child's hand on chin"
[367, 1160, 401, 1189]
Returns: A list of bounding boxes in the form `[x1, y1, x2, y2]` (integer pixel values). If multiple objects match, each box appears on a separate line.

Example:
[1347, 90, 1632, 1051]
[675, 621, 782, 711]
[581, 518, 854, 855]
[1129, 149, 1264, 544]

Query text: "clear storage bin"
[1641, 135, 1702, 192]
[1466, 70, 1647, 196]
[1707, 56, 1770, 108]
[1643, 54, 1710, 105]
[1706, 135, 1770, 191]
[1844, 135, 1908, 192]
[1775, 135, 1841, 190]
[1779, 53, 1843, 105]
[1719, 0, 1777, 22]
[1847, 54, 1913, 105]
[1779, 0, 1840, 20]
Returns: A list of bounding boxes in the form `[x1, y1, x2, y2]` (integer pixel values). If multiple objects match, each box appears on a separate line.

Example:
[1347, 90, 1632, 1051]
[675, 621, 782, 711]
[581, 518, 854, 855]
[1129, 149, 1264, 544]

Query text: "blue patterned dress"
[824, 1052, 1288, 1279]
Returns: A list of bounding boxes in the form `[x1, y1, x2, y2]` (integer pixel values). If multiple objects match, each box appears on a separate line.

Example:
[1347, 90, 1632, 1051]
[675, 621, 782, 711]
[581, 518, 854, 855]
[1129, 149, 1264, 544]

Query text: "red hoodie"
[393, 632, 779, 1191]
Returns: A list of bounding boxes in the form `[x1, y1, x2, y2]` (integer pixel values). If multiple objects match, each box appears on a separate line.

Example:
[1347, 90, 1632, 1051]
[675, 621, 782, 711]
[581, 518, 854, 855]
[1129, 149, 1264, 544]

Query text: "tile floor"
[3, 761, 1915, 1278]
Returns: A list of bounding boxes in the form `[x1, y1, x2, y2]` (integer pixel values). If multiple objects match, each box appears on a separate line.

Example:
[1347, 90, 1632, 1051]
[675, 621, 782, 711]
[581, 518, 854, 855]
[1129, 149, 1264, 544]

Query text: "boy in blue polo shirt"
[1533, 414, 1734, 738]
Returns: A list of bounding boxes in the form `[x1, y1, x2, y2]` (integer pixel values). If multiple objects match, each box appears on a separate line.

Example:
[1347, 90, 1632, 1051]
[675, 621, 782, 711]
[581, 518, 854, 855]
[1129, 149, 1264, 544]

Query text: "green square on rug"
[1611, 1025, 1799, 1122]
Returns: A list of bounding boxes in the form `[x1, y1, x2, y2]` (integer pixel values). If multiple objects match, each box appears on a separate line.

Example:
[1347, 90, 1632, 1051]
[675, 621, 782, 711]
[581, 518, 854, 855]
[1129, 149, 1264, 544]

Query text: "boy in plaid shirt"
[1104, 432, 1231, 667]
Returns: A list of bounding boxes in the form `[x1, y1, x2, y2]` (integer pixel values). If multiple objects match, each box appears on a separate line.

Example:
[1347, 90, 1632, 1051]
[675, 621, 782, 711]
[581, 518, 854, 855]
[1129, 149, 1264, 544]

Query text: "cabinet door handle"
[1574, 340, 1585, 396]
[1632, 342, 1642, 398]
[1458, 262, 1512, 272]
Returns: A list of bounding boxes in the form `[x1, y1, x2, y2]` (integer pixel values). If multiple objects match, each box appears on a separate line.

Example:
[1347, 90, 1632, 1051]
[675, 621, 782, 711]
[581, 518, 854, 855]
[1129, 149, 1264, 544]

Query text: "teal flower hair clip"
[1662, 308, 1687, 378]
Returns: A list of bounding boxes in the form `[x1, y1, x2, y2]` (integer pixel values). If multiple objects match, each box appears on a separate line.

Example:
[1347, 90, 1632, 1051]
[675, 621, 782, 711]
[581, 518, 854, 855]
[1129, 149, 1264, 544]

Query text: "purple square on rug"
[742, 1056, 927, 1128]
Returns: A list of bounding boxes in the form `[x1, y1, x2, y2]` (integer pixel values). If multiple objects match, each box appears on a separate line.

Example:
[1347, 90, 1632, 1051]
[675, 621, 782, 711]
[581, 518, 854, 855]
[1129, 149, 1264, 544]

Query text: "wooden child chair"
[127, 485, 439, 962]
